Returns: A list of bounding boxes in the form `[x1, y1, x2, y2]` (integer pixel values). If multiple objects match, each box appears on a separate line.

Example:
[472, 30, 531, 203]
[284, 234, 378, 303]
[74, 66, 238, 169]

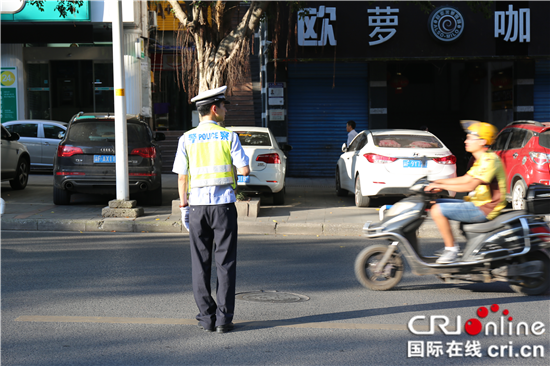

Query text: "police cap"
[191, 86, 231, 107]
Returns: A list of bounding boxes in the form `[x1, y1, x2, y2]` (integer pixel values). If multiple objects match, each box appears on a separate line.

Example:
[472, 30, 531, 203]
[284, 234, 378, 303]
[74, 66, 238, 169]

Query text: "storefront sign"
[1, 67, 18, 123]
[297, 6, 337, 46]
[428, 6, 464, 42]
[283, 2, 548, 60]
[495, 5, 530, 42]
[268, 82, 284, 106]
[368, 6, 399, 46]
[269, 109, 285, 121]
[1, 0, 90, 21]
[0, 0, 26, 14]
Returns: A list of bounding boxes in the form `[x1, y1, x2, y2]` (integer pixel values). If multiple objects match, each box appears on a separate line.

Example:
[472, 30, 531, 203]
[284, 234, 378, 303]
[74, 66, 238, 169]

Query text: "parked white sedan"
[226, 127, 292, 205]
[336, 129, 457, 207]
[3, 119, 67, 168]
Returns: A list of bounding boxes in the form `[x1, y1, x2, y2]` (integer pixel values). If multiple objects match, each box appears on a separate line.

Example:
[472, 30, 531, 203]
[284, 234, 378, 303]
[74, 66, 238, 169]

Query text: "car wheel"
[355, 175, 370, 207]
[512, 179, 526, 211]
[9, 157, 30, 190]
[336, 167, 348, 197]
[273, 189, 285, 205]
[53, 186, 71, 205]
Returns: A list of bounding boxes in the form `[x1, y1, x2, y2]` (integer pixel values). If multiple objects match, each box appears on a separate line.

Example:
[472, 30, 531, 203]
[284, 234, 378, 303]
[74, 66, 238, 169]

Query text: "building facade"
[263, 1, 550, 177]
[1, 0, 151, 124]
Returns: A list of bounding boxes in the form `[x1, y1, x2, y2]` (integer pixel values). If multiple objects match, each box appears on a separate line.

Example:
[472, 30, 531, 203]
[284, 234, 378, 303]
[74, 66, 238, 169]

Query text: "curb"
[1, 217, 454, 238]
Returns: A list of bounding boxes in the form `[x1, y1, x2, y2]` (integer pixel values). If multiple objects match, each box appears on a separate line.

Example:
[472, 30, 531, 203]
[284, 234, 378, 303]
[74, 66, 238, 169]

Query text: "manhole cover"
[236, 290, 309, 303]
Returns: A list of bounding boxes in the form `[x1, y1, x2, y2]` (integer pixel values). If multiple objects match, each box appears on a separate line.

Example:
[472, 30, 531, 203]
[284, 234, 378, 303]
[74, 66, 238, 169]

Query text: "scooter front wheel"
[355, 244, 404, 291]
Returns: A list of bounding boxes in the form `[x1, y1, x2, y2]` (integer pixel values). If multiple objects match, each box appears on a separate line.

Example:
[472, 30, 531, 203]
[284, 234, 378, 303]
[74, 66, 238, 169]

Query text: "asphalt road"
[2, 231, 549, 365]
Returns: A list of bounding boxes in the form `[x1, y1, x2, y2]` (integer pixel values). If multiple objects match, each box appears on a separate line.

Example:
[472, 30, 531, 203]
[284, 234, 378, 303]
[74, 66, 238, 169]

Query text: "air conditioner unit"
[148, 11, 158, 28]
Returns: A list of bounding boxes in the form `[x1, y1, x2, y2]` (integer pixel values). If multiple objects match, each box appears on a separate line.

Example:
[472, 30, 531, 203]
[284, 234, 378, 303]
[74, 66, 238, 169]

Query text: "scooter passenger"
[424, 121, 507, 264]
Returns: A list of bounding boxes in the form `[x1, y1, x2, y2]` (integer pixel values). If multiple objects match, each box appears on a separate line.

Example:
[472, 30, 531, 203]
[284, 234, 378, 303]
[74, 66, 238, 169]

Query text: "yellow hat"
[460, 120, 499, 146]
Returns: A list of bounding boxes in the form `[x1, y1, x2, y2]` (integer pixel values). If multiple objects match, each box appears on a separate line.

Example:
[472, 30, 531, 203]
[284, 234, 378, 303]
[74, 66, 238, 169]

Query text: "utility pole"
[112, 0, 129, 201]
[102, 0, 144, 218]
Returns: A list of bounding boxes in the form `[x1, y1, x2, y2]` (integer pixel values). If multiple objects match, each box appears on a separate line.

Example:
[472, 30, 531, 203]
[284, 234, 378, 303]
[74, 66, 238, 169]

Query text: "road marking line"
[14, 315, 427, 331]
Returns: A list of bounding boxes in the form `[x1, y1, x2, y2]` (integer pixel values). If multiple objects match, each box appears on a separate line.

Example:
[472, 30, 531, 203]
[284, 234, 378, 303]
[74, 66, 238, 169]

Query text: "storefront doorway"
[386, 61, 495, 175]
[27, 60, 114, 123]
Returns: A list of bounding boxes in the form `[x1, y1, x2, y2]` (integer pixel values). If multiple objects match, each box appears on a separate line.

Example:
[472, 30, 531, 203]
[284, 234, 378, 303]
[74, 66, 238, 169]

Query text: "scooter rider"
[425, 121, 507, 264]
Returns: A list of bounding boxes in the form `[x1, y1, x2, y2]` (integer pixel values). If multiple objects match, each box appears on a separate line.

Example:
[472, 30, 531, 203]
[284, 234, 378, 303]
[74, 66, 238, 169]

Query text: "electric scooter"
[355, 178, 550, 296]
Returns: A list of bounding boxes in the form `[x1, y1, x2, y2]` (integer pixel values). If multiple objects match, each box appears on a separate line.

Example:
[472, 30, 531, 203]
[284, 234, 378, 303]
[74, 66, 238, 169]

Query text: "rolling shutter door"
[287, 63, 368, 177]
[534, 60, 550, 121]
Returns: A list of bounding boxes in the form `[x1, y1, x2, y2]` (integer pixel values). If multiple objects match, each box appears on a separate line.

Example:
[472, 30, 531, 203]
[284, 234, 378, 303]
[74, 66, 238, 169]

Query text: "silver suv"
[1, 125, 31, 190]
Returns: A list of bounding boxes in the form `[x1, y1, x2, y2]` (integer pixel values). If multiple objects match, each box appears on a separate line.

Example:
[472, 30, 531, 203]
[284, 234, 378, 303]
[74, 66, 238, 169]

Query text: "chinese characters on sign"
[1, 67, 18, 123]
[495, 5, 530, 42]
[368, 6, 399, 46]
[297, 4, 533, 48]
[297, 6, 337, 46]
[408, 341, 483, 358]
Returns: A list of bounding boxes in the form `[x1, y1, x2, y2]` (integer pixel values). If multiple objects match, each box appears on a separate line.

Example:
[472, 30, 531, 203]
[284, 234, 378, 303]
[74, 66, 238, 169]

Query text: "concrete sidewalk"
[1, 173, 458, 237]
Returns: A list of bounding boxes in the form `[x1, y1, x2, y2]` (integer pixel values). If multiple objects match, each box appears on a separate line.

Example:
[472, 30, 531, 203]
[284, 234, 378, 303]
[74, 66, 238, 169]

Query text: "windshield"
[67, 121, 150, 144]
[373, 134, 443, 148]
[235, 131, 272, 146]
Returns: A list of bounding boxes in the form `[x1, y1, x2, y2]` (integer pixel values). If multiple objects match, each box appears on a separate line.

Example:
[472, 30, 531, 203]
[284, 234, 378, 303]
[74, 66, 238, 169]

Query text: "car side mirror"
[154, 132, 166, 141]
[280, 143, 293, 152]
[10, 132, 20, 141]
[341, 143, 348, 152]
[58, 131, 66, 139]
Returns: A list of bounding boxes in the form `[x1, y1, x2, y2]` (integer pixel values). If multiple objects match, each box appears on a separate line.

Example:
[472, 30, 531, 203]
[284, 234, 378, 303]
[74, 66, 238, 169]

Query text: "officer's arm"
[237, 165, 250, 176]
[178, 174, 188, 206]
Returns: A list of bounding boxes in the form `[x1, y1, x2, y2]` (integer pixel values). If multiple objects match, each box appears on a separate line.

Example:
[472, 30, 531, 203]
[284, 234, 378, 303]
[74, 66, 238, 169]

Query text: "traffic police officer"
[172, 86, 250, 333]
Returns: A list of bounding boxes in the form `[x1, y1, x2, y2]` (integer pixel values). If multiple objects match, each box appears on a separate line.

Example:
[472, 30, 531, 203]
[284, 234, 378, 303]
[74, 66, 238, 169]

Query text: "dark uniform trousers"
[189, 203, 238, 329]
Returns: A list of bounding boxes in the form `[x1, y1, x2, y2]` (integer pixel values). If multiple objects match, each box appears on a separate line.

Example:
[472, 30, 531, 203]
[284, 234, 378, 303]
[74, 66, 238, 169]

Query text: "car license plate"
[94, 155, 116, 163]
[237, 175, 250, 183]
[403, 159, 426, 168]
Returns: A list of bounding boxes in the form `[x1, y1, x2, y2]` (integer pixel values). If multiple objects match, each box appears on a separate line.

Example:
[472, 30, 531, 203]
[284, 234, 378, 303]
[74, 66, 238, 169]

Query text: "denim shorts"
[435, 199, 488, 223]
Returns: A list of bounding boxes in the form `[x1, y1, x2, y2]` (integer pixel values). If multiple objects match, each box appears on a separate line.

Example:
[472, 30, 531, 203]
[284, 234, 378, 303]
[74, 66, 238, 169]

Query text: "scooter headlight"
[386, 202, 418, 217]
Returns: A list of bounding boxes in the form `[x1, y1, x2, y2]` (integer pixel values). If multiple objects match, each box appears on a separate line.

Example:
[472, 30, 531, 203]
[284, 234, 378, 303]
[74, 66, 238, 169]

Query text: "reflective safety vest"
[184, 122, 236, 189]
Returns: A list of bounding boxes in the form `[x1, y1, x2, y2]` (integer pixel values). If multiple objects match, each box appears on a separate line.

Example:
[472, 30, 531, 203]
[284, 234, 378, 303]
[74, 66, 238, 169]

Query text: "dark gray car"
[53, 113, 165, 205]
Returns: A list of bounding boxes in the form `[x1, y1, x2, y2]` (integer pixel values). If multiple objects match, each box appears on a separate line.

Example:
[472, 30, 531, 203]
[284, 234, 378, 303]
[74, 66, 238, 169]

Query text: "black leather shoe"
[216, 323, 234, 333]
[198, 324, 214, 332]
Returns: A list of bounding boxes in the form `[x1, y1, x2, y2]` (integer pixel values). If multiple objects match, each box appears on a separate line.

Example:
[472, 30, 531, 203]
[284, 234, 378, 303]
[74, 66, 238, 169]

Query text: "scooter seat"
[462, 210, 528, 233]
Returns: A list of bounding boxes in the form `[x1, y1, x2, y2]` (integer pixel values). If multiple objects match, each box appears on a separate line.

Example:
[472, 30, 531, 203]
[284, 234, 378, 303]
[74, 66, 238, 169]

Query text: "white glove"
[180, 206, 190, 231]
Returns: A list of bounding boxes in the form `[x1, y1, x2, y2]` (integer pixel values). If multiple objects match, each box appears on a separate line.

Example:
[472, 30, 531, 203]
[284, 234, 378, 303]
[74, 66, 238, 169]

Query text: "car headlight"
[386, 202, 418, 217]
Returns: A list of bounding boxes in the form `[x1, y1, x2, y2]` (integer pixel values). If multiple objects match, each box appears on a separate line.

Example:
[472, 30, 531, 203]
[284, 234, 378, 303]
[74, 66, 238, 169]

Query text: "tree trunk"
[167, 1, 267, 95]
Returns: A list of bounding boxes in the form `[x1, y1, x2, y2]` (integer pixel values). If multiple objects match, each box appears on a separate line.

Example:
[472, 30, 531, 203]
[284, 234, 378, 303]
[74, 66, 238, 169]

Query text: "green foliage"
[29, 0, 84, 18]
[236, 191, 249, 202]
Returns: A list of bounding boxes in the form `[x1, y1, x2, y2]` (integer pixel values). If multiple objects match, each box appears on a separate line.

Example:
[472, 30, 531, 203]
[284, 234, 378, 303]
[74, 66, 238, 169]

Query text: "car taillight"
[256, 153, 280, 164]
[131, 147, 156, 159]
[129, 173, 156, 176]
[529, 152, 550, 165]
[363, 153, 397, 164]
[55, 172, 85, 176]
[531, 226, 550, 243]
[433, 155, 457, 165]
[57, 145, 84, 157]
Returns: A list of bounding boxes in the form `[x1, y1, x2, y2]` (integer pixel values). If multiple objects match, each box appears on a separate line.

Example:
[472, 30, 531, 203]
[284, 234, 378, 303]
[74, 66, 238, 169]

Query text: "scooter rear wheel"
[509, 251, 550, 296]
[355, 244, 404, 291]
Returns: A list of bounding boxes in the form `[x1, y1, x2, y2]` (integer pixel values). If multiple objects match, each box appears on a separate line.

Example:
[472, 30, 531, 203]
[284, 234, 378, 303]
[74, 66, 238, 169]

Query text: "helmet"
[460, 120, 499, 146]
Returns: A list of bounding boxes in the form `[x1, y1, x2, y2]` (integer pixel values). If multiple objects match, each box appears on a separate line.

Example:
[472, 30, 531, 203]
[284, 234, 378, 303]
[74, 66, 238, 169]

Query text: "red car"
[492, 120, 550, 210]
